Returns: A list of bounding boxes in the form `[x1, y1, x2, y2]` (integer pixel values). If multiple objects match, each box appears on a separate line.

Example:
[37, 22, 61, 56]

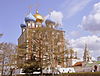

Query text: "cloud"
[70, 35, 100, 59]
[61, 0, 91, 19]
[81, 2, 100, 32]
[68, 31, 82, 38]
[45, 10, 63, 25]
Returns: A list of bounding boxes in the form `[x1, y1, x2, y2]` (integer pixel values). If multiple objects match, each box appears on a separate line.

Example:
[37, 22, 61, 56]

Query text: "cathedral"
[17, 9, 65, 72]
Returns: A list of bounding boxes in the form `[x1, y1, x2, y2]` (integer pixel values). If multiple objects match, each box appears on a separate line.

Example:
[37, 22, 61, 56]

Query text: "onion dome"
[45, 19, 55, 25]
[25, 13, 36, 22]
[20, 24, 26, 28]
[48, 16, 56, 23]
[33, 9, 44, 23]
[45, 13, 56, 27]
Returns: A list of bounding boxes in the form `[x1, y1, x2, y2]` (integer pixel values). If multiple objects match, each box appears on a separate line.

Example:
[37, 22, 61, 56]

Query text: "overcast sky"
[0, 0, 100, 59]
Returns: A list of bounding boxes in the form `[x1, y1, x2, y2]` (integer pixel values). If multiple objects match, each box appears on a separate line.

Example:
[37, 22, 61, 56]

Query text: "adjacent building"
[97, 56, 100, 61]
[83, 44, 92, 62]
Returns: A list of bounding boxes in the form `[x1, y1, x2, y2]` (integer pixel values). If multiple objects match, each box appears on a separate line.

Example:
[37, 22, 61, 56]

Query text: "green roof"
[85, 61, 100, 67]
[96, 61, 100, 64]
[86, 63, 93, 67]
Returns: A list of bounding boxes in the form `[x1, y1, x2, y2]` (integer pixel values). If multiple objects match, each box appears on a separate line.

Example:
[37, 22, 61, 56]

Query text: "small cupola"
[45, 13, 56, 28]
[33, 9, 44, 23]
[45, 19, 56, 28]
[20, 24, 26, 33]
[25, 13, 36, 28]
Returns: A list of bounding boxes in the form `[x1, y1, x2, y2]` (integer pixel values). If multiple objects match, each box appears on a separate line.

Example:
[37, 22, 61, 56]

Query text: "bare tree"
[70, 48, 74, 58]
[18, 26, 65, 76]
[0, 42, 17, 76]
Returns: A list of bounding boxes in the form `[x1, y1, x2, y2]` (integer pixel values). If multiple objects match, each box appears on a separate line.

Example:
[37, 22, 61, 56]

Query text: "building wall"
[97, 57, 100, 61]
[74, 66, 83, 72]
[18, 27, 65, 69]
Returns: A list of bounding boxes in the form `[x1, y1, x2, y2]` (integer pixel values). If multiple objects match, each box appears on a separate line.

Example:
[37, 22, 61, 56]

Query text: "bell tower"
[83, 44, 92, 62]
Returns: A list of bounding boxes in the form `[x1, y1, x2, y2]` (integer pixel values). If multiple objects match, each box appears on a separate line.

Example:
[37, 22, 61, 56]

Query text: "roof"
[47, 14, 56, 23]
[33, 9, 44, 23]
[86, 63, 93, 67]
[45, 19, 55, 25]
[20, 24, 26, 28]
[25, 13, 36, 22]
[96, 61, 100, 64]
[74, 62, 82, 66]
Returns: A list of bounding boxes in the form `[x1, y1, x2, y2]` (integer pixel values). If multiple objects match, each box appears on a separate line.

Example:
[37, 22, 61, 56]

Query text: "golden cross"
[34, 2, 40, 11]
[48, 8, 53, 15]
[28, 5, 33, 13]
